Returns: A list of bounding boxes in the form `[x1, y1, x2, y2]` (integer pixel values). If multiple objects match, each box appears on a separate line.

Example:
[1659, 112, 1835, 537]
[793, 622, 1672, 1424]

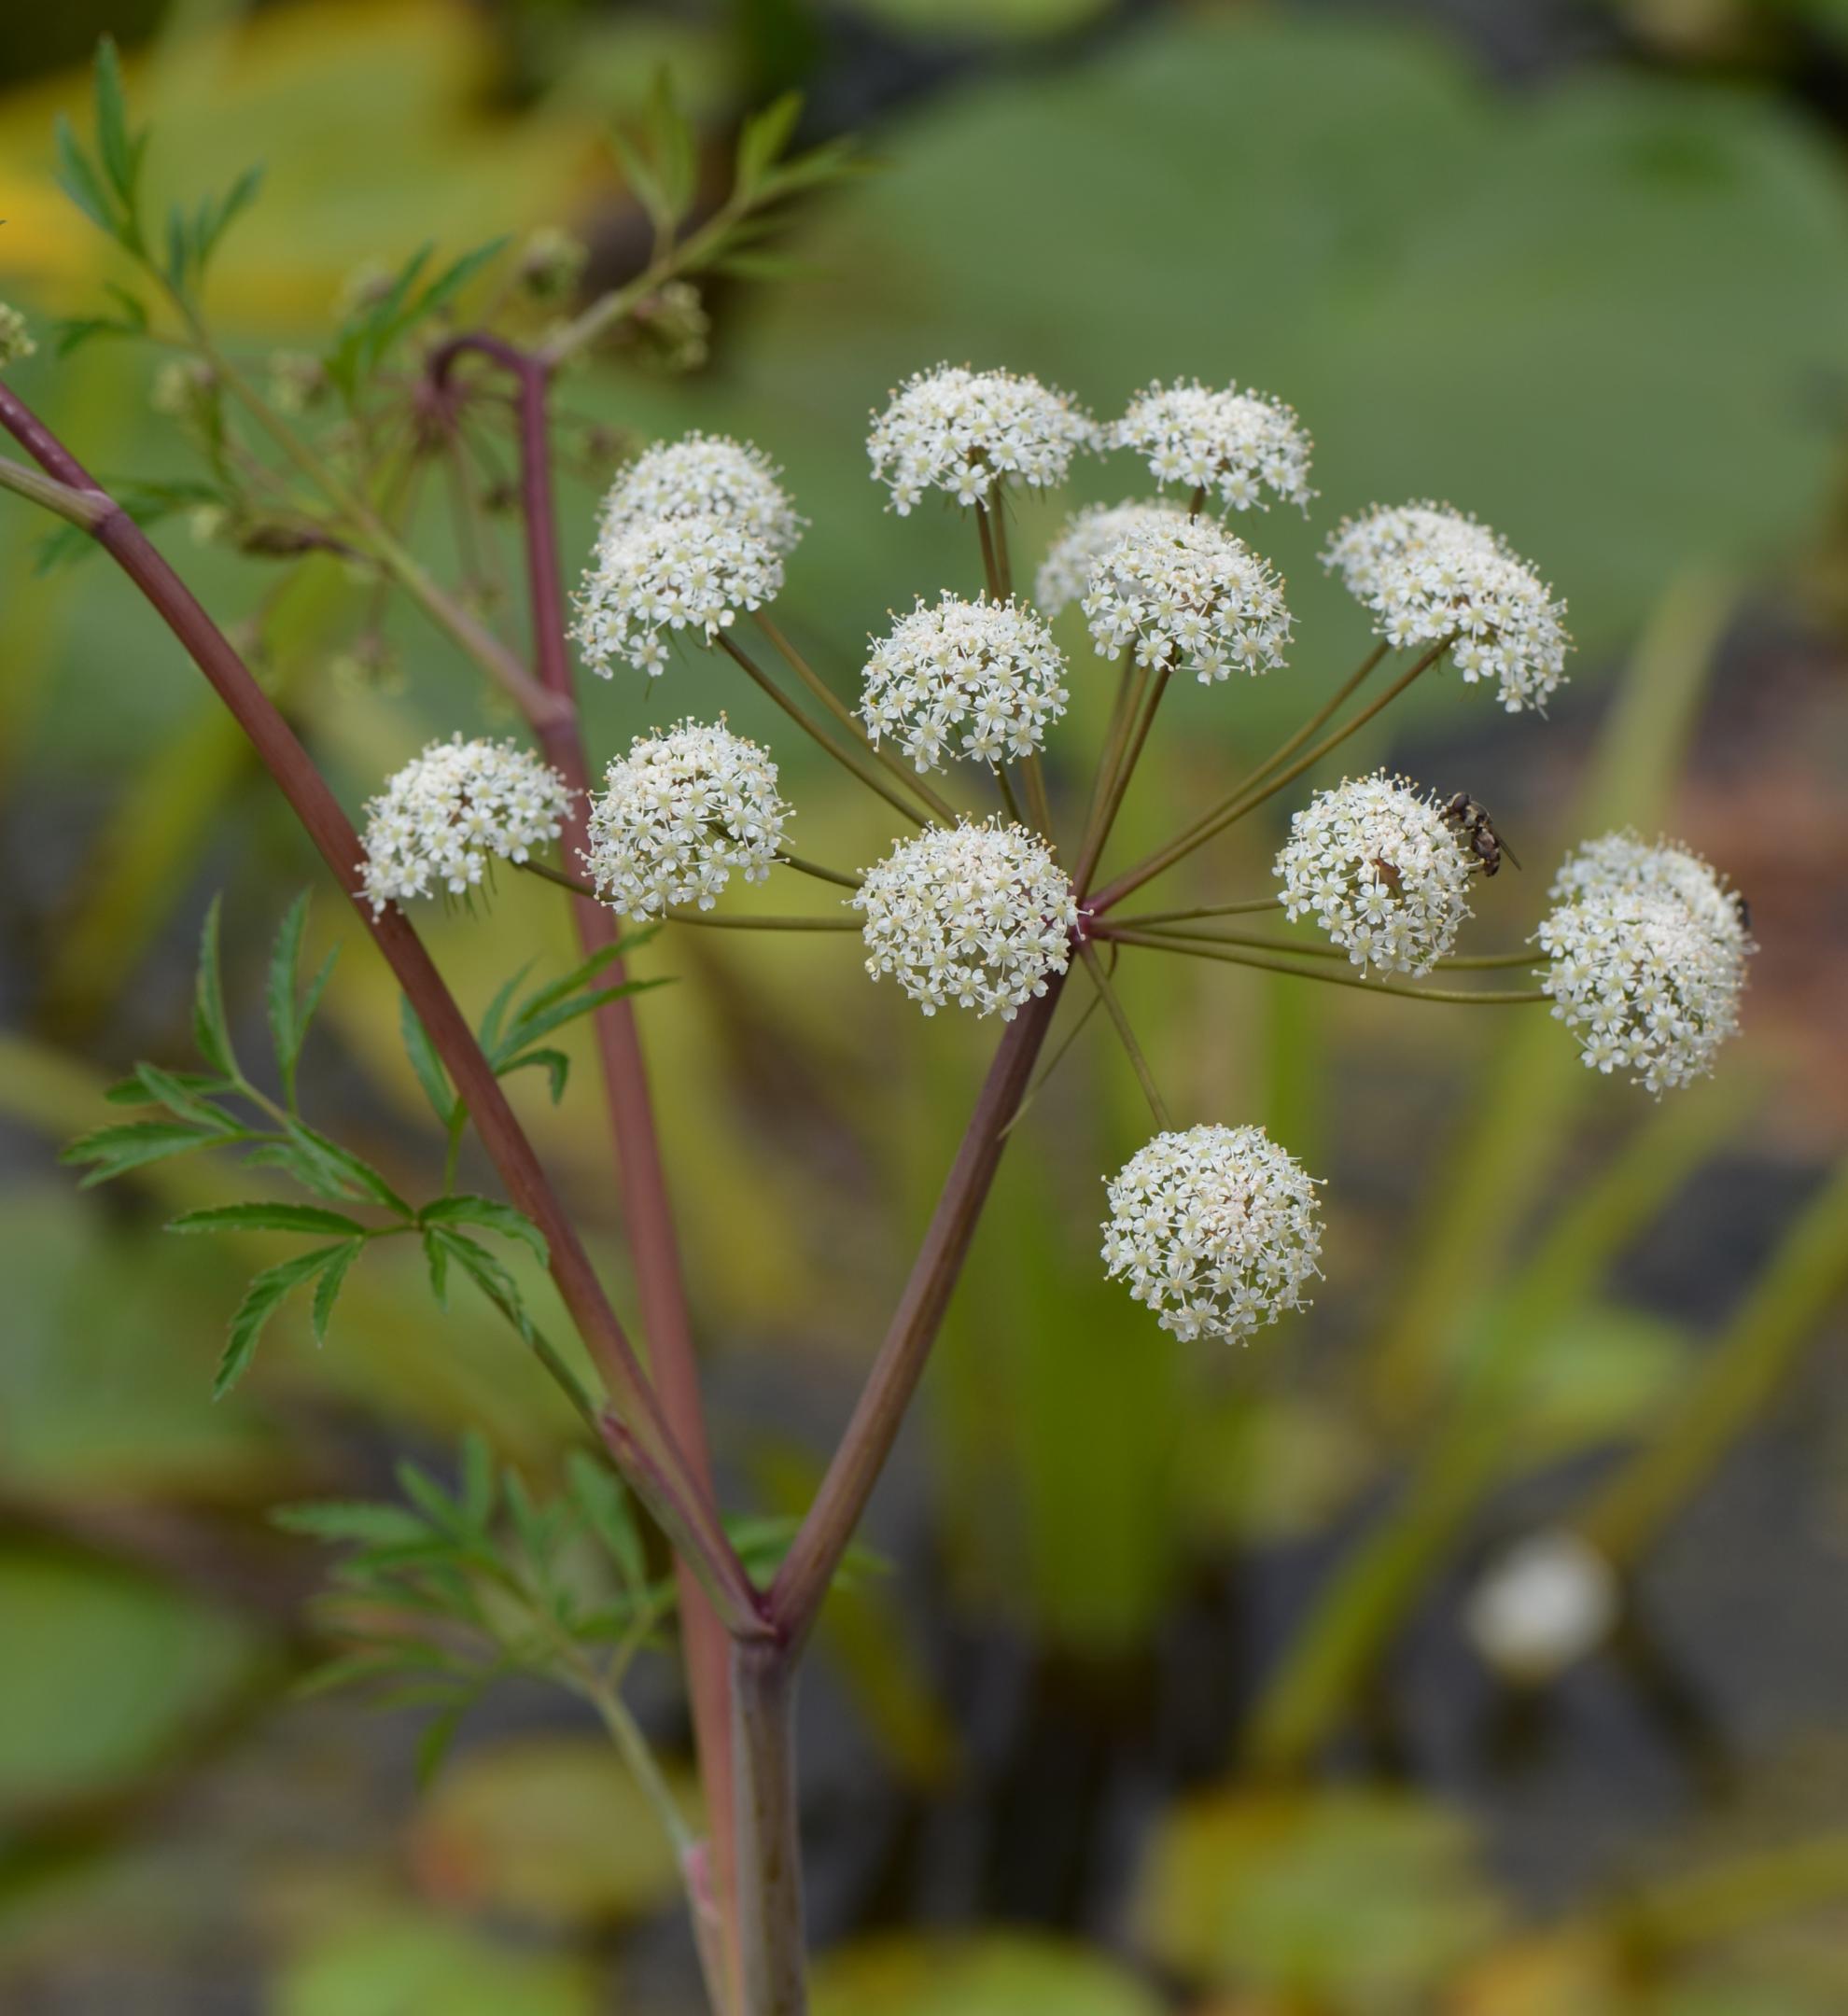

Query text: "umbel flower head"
[1081, 514, 1292, 682]
[1322, 501, 1571, 714]
[597, 433, 804, 557]
[1276, 773, 1477, 977]
[1547, 830, 1752, 956]
[583, 719, 789, 920]
[867, 364, 1097, 514]
[358, 735, 573, 915]
[572, 512, 782, 678]
[1109, 378, 1314, 514]
[1536, 833, 1752, 1094]
[0, 302, 36, 368]
[1102, 1124, 1323, 1344]
[860, 594, 1070, 773]
[1034, 499, 1188, 619]
[853, 819, 1078, 1019]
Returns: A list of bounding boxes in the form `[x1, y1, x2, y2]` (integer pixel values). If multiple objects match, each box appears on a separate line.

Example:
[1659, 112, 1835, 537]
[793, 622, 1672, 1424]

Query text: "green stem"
[777, 850, 861, 891]
[1092, 638, 1451, 913]
[1020, 750, 1056, 845]
[1076, 664, 1169, 891]
[754, 613, 959, 826]
[1099, 928, 1547, 1005]
[994, 764, 1025, 827]
[718, 634, 934, 831]
[1113, 896, 1283, 927]
[0, 455, 111, 528]
[1077, 938, 1170, 1127]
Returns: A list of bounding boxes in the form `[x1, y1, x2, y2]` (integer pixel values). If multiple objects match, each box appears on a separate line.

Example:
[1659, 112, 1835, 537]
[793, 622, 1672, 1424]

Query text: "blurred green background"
[5, 0, 1848, 2009]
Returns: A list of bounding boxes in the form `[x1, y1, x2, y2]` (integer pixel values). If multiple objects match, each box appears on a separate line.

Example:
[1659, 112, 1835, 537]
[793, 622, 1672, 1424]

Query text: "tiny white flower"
[1033, 499, 1189, 618]
[1463, 1530, 1620, 1682]
[1322, 501, 1571, 713]
[584, 720, 789, 920]
[572, 511, 782, 679]
[597, 433, 804, 556]
[1110, 379, 1314, 515]
[853, 819, 1077, 1020]
[358, 735, 573, 915]
[1536, 833, 1752, 1094]
[867, 364, 1098, 515]
[1102, 1124, 1322, 1344]
[1276, 774, 1477, 977]
[860, 594, 1069, 774]
[1082, 515, 1291, 684]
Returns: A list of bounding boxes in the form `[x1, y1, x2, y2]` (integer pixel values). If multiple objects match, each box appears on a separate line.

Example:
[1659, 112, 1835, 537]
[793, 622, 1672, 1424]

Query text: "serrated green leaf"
[736, 91, 804, 197]
[609, 123, 673, 238]
[413, 236, 509, 327]
[192, 895, 237, 1081]
[62, 1118, 228, 1185]
[91, 36, 137, 210]
[395, 1461, 472, 1542]
[168, 1202, 367, 1238]
[497, 978, 667, 1059]
[478, 961, 536, 1061]
[54, 114, 116, 235]
[400, 997, 459, 1128]
[422, 1226, 451, 1309]
[133, 1062, 239, 1132]
[283, 1118, 411, 1216]
[647, 68, 697, 223]
[215, 1246, 346, 1398]
[310, 1240, 360, 1346]
[104, 1067, 227, 1107]
[201, 163, 263, 270]
[431, 1228, 533, 1341]
[499, 1048, 570, 1104]
[419, 1195, 547, 1265]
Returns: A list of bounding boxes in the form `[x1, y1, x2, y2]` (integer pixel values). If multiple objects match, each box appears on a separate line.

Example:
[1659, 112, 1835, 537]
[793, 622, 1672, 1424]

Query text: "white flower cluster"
[1033, 499, 1186, 618]
[1536, 833, 1751, 1094]
[853, 819, 1077, 1019]
[860, 595, 1069, 772]
[1110, 378, 1314, 514]
[1276, 774, 1477, 977]
[867, 364, 1097, 513]
[358, 735, 573, 915]
[1081, 515, 1292, 682]
[1101, 1124, 1323, 1344]
[583, 720, 789, 919]
[573, 513, 782, 678]
[598, 433, 804, 556]
[1322, 502, 1571, 713]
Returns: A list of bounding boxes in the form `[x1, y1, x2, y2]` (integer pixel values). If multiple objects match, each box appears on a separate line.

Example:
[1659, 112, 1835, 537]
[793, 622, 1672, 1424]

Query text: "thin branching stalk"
[1092, 637, 1453, 912]
[777, 850, 862, 891]
[518, 857, 857, 928]
[1113, 896, 1283, 926]
[1078, 938, 1170, 1127]
[754, 613, 959, 825]
[1097, 927, 1547, 1004]
[718, 633, 935, 830]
